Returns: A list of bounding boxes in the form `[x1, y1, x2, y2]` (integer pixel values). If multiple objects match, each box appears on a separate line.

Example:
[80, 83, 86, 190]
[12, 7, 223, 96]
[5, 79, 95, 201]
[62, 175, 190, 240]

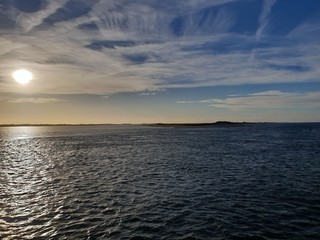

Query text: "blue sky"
[0, 0, 320, 123]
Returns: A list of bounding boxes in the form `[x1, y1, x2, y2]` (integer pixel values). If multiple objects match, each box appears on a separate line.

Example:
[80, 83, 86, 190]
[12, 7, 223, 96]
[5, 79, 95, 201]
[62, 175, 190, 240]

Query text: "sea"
[0, 123, 319, 240]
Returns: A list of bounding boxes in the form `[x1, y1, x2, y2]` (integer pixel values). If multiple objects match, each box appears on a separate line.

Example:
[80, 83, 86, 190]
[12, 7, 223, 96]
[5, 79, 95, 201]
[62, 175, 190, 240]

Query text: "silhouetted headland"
[0, 121, 261, 128]
[146, 121, 254, 128]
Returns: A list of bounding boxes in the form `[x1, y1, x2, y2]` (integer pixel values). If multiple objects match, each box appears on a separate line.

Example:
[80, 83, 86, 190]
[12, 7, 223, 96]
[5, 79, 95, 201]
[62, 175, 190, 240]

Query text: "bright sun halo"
[13, 69, 33, 85]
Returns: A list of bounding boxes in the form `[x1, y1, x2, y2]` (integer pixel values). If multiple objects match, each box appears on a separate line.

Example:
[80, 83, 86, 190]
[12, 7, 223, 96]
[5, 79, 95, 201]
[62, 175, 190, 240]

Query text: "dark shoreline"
[0, 121, 252, 127]
[1, 121, 318, 128]
[145, 121, 254, 128]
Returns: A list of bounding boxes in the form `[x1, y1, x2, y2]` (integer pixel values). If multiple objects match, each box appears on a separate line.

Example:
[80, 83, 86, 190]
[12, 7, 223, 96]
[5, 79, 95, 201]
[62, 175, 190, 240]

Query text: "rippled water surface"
[1, 124, 320, 239]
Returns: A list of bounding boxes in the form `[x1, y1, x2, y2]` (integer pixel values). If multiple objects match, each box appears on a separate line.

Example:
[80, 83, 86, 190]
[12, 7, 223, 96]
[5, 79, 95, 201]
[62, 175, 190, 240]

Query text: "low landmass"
[0, 121, 253, 128]
[145, 121, 254, 128]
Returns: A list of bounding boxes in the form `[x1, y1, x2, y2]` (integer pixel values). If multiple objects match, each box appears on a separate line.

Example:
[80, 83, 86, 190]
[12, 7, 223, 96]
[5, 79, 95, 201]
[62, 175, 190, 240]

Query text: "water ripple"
[0, 124, 320, 239]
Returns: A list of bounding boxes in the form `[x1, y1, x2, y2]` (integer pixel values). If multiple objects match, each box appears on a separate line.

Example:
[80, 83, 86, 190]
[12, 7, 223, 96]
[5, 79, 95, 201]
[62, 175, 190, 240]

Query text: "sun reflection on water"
[2, 126, 46, 140]
[0, 127, 60, 239]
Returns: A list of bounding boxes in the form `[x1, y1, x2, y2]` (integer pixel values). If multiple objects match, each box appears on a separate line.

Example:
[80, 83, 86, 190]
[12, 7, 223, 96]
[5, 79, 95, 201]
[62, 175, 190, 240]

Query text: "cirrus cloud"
[7, 97, 66, 104]
[177, 90, 320, 111]
[0, 0, 319, 96]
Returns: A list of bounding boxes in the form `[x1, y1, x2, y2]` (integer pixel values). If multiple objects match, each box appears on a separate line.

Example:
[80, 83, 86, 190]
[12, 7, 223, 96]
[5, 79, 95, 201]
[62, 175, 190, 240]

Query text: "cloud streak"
[7, 97, 65, 104]
[177, 91, 320, 111]
[17, 0, 69, 32]
[256, 0, 277, 40]
[0, 0, 319, 96]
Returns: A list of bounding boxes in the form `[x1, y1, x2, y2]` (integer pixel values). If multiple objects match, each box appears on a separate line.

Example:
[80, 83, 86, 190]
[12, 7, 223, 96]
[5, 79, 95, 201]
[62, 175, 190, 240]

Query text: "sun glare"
[13, 69, 33, 85]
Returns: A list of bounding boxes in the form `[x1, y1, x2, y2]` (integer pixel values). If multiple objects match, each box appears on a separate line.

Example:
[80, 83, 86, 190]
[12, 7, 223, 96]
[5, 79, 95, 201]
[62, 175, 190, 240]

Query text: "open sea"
[0, 123, 319, 240]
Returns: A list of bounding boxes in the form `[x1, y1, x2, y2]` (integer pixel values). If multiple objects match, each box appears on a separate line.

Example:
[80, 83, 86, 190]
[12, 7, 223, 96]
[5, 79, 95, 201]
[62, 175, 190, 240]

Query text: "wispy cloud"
[139, 92, 156, 96]
[289, 20, 320, 38]
[0, 0, 319, 96]
[256, 0, 277, 40]
[250, 0, 277, 62]
[177, 91, 320, 111]
[7, 97, 65, 104]
[250, 90, 284, 96]
[17, 0, 69, 32]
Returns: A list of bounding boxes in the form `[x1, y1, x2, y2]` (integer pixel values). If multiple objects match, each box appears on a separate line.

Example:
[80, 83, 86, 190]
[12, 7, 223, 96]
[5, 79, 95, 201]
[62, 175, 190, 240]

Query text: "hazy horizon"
[1, 121, 320, 127]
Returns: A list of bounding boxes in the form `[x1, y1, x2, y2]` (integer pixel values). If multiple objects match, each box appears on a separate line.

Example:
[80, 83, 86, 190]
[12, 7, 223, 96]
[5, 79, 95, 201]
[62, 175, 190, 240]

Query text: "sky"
[0, 0, 320, 124]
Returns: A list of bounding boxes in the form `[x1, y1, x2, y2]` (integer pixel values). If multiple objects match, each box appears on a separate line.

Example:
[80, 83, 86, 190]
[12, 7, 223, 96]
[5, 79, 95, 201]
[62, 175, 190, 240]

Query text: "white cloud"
[289, 21, 320, 38]
[250, 90, 285, 96]
[139, 92, 156, 96]
[7, 97, 66, 104]
[256, 0, 277, 40]
[250, 0, 276, 62]
[177, 91, 320, 111]
[0, 0, 319, 96]
[16, 0, 69, 32]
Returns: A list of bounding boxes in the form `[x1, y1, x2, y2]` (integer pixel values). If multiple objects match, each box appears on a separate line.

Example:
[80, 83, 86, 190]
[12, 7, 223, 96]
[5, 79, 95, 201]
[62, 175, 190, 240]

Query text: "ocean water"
[0, 123, 319, 240]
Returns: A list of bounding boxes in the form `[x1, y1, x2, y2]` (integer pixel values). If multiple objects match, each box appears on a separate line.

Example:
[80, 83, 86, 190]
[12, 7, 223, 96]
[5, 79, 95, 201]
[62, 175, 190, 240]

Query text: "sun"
[12, 69, 33, 85]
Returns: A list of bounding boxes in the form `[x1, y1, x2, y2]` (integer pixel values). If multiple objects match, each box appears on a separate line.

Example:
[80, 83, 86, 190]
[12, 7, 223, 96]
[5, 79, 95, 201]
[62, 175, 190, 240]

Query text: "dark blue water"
[1, 123, 320, 239]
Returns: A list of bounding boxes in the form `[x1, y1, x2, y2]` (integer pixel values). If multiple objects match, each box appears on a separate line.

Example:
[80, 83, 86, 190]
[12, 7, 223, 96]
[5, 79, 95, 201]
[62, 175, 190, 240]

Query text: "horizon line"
[1, 121, 319, 127]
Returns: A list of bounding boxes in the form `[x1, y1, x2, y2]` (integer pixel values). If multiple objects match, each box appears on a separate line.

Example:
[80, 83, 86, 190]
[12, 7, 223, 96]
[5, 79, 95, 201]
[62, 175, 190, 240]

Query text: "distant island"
[0, 121, 254, 128]
[146, 121, 253, 128]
